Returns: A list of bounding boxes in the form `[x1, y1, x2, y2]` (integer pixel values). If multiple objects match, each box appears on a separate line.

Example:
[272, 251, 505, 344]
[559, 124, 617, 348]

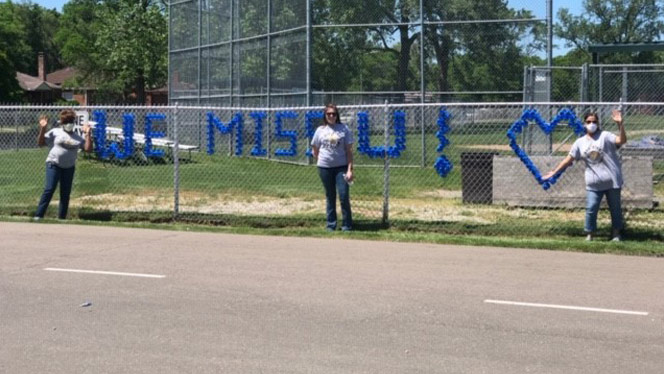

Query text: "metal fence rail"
[169, 0, 548, 106]
[1, 102, 662, 238]
[525, 64, 664, 103]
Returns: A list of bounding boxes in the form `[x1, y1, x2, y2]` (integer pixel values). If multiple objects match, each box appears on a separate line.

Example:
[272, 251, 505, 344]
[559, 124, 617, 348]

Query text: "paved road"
[1, 222, 662, 373]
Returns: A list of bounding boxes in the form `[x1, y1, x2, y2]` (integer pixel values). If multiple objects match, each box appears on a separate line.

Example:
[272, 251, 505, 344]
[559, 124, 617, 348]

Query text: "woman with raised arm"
[34, 109, 93, 220]
[543, 109, 627, 241]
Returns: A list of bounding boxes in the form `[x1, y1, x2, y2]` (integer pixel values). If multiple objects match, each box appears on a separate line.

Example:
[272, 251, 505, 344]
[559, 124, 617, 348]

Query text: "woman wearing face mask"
[543, 110, 626, 241]
[34, 109, 93, 220]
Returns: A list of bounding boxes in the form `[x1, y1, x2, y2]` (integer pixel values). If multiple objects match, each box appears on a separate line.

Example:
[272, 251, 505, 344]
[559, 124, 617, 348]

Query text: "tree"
[424, 0, 542, 101]
[312, 0, 542, 102]
[556, 0, 664, 63]
[0, 51, 22, 102]
[365, 0, 420, 93]
[56, 0, 102, 77]
[57, 0, 167, 103]
[312, 1, 370, 93]
[0, 1, 30, 102]
[313, 0, 421, 97]
[16, 3, 62, 76]
[96, 0, 167, 103]
[549, 49, 588, 101]
[312, 27, 368, 92]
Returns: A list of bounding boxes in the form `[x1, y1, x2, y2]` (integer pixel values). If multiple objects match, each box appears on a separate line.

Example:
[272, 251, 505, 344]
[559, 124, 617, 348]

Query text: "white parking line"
[484, 299, 648, 316]
[44, 268, 166, 279]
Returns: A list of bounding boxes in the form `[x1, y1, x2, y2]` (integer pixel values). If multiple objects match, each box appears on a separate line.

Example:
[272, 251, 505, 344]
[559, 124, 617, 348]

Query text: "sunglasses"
[325, 112, 338, 116]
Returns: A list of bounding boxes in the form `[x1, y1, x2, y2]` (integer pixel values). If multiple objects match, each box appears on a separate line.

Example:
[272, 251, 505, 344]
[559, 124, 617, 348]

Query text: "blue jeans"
[585, 188, 623, 233]
[318, 166, 352, 230]
[35, 162, 76, 219]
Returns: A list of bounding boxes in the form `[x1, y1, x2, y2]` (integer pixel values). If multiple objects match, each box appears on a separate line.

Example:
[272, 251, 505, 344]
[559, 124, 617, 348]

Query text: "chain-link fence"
[523, 64, 664, 173]
[169, 0, 547, 106]
[1, 103, 662, 239]
[525, 64, 664, 103]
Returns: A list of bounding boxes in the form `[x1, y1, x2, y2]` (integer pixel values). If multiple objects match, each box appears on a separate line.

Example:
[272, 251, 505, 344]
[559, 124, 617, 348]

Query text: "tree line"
[312, 0, 664, 102]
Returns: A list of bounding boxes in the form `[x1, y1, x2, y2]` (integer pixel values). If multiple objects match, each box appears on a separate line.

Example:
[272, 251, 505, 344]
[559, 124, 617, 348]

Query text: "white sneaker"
[585, 234, 593, 241]
[32, 216, 42, 221]
[611, 236, 622, 242]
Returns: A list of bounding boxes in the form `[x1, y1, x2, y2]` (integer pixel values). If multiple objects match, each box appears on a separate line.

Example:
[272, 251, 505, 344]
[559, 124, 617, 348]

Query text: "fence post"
[267, 109, 272, 160]
[419, 0, 426, 168]
[382, 101, 390, 225]
[524, 66, 537, 152]
[599, 65, 603, 102]
[522, 66, 529, 102]
[173, 103, 180, 220]
[581, 63, 589, 102]
[546, 65, 553, 154]
[229, 112, 234, 157]
[15, 115, 19, 152]
[622, 66, 628, 102]
[420, 105, 426, 167]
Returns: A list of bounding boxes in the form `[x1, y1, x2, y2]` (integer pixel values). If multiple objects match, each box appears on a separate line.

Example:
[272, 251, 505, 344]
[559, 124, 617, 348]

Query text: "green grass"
[3, 213, 662, 257]
[2, 143, 663, 256]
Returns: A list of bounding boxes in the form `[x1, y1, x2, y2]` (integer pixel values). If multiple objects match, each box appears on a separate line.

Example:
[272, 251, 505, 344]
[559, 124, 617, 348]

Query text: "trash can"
[461, 152, 496, 204]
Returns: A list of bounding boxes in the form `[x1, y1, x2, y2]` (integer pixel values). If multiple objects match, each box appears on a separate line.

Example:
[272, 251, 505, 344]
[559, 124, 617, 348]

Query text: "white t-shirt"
[311, 123, 354, 168]
[569, 130, 623, 191]
[44, 128, 86, 168]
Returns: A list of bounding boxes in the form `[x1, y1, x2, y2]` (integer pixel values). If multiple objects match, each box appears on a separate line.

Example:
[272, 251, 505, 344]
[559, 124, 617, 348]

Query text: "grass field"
[2, 144, 663, 255]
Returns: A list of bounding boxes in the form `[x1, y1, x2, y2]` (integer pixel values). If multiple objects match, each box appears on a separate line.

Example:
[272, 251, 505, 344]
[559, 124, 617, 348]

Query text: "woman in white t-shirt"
[543, 110, 627, 241]
[34, 109, 93, 220]
[311, 104, 354, 231]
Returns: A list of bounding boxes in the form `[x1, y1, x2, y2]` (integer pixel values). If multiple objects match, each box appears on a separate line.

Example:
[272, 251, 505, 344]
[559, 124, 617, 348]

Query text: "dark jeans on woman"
[35, 162, 76, 219]
[318, 165, 352, 231]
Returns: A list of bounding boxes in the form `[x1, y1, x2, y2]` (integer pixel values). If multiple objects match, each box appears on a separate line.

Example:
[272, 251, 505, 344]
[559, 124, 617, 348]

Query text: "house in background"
[17, 52, 167, 105]
[46, 66, 95, 105]
[15, 52, 90, 104]
[145, 87, 168, 105]
[15, 70, 60, 103]
[15, 52, 61, 103]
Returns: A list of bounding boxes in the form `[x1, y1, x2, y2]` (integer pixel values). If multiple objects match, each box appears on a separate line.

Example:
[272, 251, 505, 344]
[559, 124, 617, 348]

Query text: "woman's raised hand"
[611, 109, 623, 124]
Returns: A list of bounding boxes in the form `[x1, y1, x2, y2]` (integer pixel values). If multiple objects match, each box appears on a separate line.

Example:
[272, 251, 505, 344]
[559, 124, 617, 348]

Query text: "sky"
[22, 0, 584, 55]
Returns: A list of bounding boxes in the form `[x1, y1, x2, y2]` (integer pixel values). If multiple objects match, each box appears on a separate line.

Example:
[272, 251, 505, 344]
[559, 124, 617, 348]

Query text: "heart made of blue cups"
[506, 108, 585, 190]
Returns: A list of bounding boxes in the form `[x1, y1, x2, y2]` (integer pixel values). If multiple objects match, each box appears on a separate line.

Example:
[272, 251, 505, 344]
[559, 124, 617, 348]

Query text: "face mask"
[585, 123, 598, 134]
[62, 123, 75, 132]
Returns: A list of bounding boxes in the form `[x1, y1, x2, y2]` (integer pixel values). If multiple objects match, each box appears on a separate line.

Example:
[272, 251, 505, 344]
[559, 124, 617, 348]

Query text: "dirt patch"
[73, 191, 321, 216]
[72, 190, 664, 231]
[184, 197, 320, 215]
[416, 189, 462, 199]
[74, 192, 172, 212]
[71, 190, 568, 224]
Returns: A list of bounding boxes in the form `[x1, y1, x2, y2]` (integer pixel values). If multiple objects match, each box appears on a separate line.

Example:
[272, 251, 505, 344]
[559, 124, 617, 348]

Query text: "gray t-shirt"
[569, 130, 623, 191]
[44, 128, 86, 169]
[311, 123, 354, 168]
